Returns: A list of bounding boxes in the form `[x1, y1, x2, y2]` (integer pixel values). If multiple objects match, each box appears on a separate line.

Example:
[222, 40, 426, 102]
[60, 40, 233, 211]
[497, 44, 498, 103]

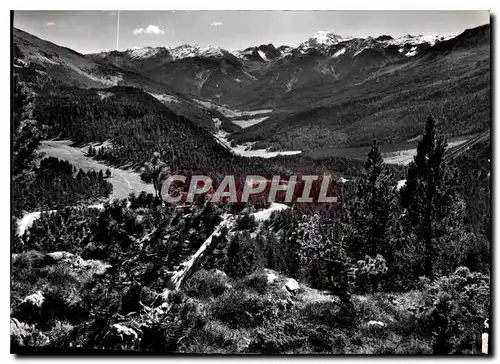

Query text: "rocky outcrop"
[265, 271, 278, 284]
[102, 323, 143, 349]
[10, 317, 49, 347]
[16, 291, 45, 322]
[283, 278, 300, 294]
[42, 251, 111, 274]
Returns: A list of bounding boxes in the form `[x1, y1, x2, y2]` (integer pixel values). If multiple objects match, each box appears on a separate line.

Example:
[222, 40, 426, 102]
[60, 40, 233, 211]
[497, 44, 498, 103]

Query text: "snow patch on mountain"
[388, 33, 454, 48]
[257, 49, 269, 62]
[405, 46, 418, 57]
[169, 44, 227, 60]
[301, 31, 349, 48]
[333, 48, 346, 58]
[353, 47, 367, 57]
[285, 76, 298, 92]
[129, 46, 165, 59]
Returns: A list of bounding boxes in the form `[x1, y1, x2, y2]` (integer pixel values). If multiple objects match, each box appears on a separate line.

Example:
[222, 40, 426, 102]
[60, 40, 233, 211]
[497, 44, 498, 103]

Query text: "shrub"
[11, 318, 49, 348]
[211, 289, 287, 329]
[225, 234, 259, 278]
[236, 273, 269, 294]
[184, 269, 230, 299]
[414, 267, 490, 354]
[247, 318, 336, 354]
[300, 300, 353, 328]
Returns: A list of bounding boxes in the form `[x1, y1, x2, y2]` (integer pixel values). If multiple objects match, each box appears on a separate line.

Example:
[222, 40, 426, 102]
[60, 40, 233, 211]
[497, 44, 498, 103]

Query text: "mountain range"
[13, 24, 490, 154]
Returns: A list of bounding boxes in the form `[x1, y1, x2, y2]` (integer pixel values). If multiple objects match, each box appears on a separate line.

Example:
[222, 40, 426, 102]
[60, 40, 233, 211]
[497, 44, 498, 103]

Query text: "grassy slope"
[39, 140, 154, 200]
[14, 28, 221, 131]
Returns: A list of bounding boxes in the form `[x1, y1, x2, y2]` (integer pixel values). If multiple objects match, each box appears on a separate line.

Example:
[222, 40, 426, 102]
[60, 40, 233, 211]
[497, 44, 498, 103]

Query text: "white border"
[1, 2, 497, 363]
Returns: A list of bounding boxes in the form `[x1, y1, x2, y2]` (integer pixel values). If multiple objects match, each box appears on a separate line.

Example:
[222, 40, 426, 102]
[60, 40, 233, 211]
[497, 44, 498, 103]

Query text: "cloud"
[133, 25, 165, 35]
[209, 21, 223, 27]
[110, 12, 117, 16]
[45, 22, 57, 27]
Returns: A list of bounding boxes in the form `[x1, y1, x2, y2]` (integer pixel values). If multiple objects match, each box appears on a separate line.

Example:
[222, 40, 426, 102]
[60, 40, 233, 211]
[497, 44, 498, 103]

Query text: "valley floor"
[382, 135, 474, 165]
[212, 118, 303, 158]
[306, 133, 478, 164]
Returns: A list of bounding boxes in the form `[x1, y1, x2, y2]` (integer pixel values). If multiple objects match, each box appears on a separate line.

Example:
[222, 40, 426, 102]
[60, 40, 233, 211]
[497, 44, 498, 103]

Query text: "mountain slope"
[13, 28, 226, 131]
[14, 23, 490, 155]
[229, 24, 490, 151]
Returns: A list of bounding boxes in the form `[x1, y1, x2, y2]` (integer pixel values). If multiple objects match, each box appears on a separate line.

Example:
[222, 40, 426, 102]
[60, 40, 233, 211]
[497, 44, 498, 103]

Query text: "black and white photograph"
[10, 9, 491, 355]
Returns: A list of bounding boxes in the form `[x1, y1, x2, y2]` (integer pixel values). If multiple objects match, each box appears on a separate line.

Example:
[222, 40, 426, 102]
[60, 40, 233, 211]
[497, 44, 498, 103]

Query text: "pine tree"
[105, 168, 112, 178]
[346, 139, 396, 292]
[225, 233, 258, 278]
[401, 115, 459, 279]
[140, 152, 170, 200]
[226, 234, 242, 278]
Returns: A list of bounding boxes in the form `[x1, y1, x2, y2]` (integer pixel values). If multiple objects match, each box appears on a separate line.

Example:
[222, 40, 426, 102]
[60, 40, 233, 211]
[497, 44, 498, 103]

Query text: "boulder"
[366, 320, 386, 327]
[113, 323, 140, 341]
[72, 257, 111, 274]
[44, 251, 111, 274]
[44, 251, 74, 265]
[102, 323, 142, 348]
[10, 317, 48, 347]
[15, 291, 45, 323]
[22, 291, 45, 308]
[213, 269, 228, 279]
[283, 278, 300, 293]
[281, 286, 292, 298]
[265, 272, 278, 284]
[10, 318, 29, 345]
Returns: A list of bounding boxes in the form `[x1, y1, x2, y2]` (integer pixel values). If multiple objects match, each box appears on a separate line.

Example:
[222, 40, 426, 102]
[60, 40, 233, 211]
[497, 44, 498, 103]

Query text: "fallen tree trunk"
[163, 215, 235, 293]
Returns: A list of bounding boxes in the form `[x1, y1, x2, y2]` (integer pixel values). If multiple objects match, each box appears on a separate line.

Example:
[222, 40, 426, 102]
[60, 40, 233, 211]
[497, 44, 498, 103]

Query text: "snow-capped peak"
[170, 44, 201, 59]
[387, 33, 455, 47]
[300, 31, 350, 48]
[169, 44, 228, 59]
[199, 45, 226, 58]
[127, 46, 166, 59]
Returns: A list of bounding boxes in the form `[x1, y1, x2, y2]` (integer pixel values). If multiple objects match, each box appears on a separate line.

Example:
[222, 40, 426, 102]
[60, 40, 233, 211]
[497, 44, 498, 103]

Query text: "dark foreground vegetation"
[11, 74, 490, 354]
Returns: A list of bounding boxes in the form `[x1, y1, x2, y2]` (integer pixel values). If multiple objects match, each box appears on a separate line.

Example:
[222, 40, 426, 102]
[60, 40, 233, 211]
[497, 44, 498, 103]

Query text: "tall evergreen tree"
[400, 115, 459, 279]
[225, 233, 258, 278]
[140, 152, 170, 200]
[346, 139, 396, 292]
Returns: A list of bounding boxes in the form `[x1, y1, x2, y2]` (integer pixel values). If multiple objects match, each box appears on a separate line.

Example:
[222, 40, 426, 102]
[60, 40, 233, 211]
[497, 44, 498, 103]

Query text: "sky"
[13, 10, 490, 54]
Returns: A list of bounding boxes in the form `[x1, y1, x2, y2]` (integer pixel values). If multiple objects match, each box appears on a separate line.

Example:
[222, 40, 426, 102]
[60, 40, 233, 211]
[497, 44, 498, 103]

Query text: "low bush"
[414, 267, 490, 354]
[211, 289, 287, 329]
[184, 269, 230, 299]
[236, 273, 269, 294]
[300, 300, 353, 328]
